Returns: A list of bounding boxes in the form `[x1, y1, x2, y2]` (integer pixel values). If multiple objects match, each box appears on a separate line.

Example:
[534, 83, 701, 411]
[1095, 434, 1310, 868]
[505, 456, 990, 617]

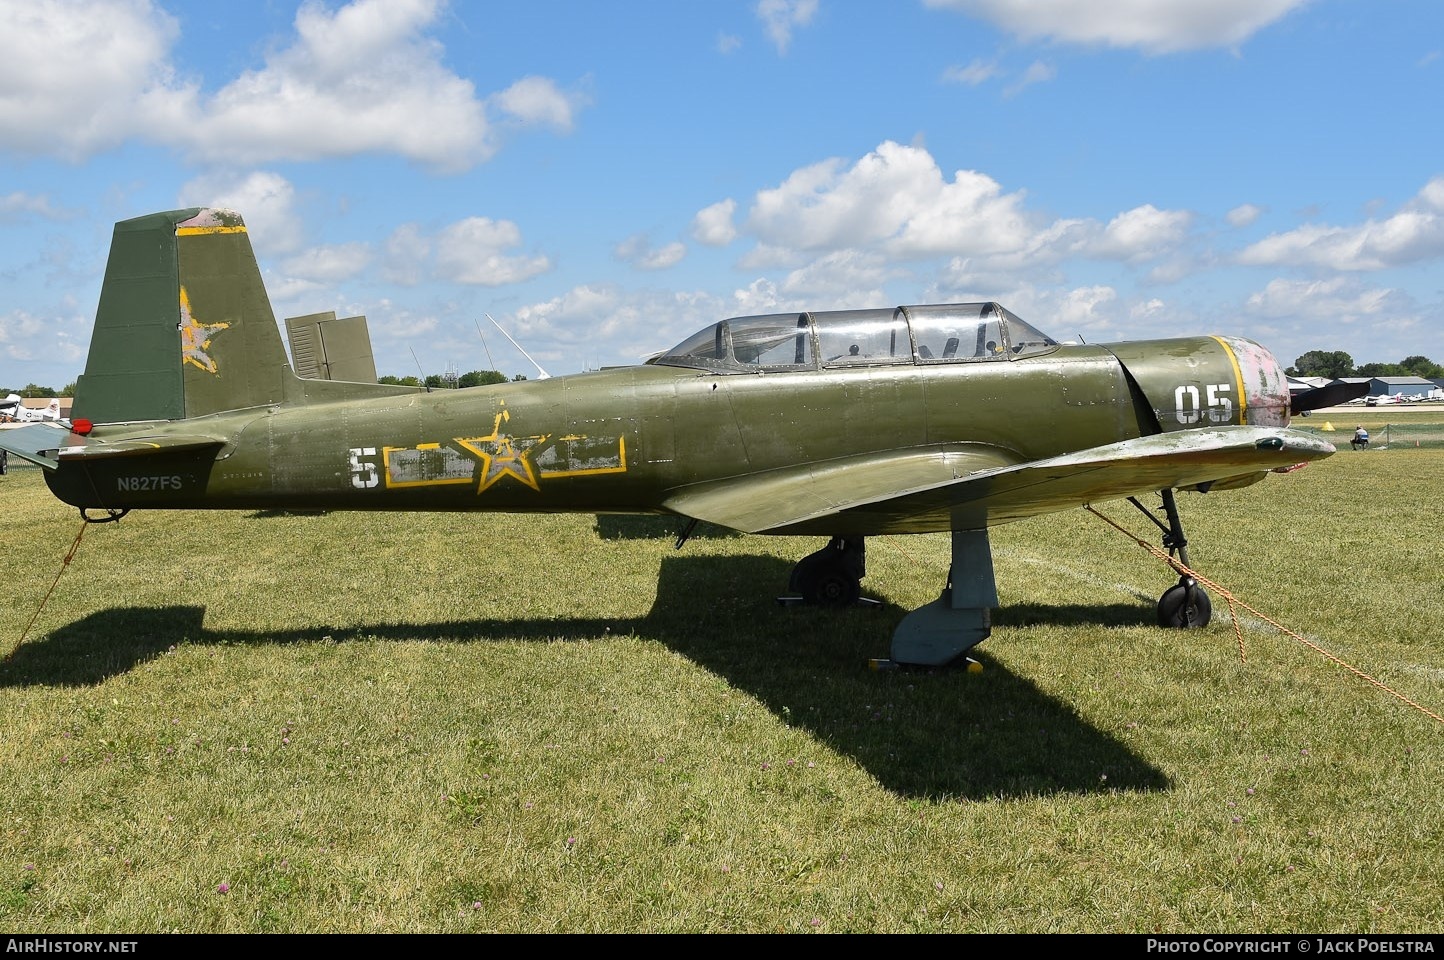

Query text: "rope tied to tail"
[6, 519, 90, 663]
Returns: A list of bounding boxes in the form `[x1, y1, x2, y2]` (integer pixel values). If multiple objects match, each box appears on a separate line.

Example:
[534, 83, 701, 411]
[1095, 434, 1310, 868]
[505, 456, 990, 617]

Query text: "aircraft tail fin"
[71, 208, 293, 424]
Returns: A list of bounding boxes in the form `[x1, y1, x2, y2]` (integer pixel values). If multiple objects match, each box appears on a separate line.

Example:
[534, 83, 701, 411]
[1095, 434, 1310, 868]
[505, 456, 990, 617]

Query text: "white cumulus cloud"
[176, 171, 304, 255]
[1227, 203, 1263, 227]
[922, 0, 1310, 54]
[1244, 276, 1393, 320]
[756, 0, 818, 55]
[1096, 205, 1193, 260]
[382, 223, 432, 286]
[1237, 179, 1444, 270]
[181, 0, 489, 171]
[511, 285, 725, 363]
[746, 140, 1035, 257]
[0, 0, 183, 158]
[741, 140, 1194, 273]
[281, 243, 373, 283]
[691, 200, 738, 246]
[435, 217, 551, 285]
[614, 235, 686, 271]
[0, 193, 64, 222]
[490, 75, 585, 131]
[776, 250, 893, 305]
[1003, 60, 1056, 96]
[941, 59, 1001, 85]
[0, 0, 585, 172]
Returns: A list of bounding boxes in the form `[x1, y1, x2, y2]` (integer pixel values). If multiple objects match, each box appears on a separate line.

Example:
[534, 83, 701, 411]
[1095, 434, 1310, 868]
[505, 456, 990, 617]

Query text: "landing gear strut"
[1128, 488, 1212, 628]
[887, 529, 997, 668]
[781, 529, 999, 670]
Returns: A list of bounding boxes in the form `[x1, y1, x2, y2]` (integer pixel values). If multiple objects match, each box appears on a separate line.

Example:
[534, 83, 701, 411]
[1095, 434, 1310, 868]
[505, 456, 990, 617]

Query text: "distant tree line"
[1287, 352, 1443, 380]
[0, 382, 77, 398]
[3, 373, 525, 396]
[378, 370, 528, 388]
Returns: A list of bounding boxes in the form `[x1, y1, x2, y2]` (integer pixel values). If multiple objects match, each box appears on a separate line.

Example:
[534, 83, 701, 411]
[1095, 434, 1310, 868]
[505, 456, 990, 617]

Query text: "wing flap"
[665, 427, 1335, 536]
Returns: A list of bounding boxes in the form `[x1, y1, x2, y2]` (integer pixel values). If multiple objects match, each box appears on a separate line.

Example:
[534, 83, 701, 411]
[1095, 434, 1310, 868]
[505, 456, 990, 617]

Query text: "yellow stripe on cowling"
[1209, 336, 1248, 424]
[176, 225, 248, 236]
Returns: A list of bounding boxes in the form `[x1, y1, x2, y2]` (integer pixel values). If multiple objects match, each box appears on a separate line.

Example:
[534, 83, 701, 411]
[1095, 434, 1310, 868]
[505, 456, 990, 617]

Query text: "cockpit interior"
[651, 302, 1059, 373]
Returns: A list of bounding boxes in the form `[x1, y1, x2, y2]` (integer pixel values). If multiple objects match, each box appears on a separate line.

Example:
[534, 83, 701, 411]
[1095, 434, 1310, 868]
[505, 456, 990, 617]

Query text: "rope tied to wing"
[1087, 504, 1444, 725]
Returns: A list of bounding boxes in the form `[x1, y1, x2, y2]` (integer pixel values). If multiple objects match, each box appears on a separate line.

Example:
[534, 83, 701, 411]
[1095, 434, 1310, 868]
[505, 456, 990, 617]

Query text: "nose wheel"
[1158, 577, 1211, 628]
[1130, 488, 1212, 629]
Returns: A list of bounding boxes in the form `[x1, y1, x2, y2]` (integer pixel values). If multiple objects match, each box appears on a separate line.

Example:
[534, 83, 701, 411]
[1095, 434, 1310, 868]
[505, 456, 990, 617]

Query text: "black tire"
[1158, 581, 1212, 628]
[802, 569, 861, 607]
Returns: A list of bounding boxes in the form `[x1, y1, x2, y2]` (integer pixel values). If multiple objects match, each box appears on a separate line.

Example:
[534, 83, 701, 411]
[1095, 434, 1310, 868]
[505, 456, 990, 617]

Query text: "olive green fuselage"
[48, 337, 1262, 528]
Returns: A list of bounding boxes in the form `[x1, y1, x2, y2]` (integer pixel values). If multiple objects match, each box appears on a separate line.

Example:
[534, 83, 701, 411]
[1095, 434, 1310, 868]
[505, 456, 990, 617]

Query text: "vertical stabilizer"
[72, 208, 293, 423]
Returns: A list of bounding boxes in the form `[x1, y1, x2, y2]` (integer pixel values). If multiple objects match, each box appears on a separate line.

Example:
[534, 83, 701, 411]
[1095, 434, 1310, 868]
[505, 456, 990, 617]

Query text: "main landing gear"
[1127, 488, 1212, 629]
[782, 489, 1211, 670]
[783, 535, 871, 607]
[783, 530, 996, 670]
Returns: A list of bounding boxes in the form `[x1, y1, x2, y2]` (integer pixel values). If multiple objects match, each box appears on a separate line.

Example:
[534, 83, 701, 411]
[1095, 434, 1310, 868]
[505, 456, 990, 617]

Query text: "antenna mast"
[409, 347, 430, 391]
[486, 313, 551, 380]
[472, 318, 498, 372]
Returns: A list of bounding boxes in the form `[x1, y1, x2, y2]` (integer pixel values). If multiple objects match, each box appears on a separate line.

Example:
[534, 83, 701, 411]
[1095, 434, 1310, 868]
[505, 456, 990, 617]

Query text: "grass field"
[1, 425, 1441, 934]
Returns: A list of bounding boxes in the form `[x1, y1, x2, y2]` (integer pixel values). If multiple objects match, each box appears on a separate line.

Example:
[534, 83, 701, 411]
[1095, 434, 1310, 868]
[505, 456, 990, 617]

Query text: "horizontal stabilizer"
[0, 422, 226, 469]
[0, 423, 71, 468]
[52, 434, 227, 461]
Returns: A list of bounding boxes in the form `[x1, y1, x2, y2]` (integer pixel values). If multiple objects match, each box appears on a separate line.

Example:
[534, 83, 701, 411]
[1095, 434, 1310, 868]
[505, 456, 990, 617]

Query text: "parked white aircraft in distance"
[0, 394, 62, 422]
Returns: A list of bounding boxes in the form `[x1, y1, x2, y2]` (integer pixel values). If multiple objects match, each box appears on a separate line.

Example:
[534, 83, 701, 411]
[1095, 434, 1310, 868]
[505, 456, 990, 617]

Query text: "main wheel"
[1158, 581, 1211, 628]
[801, 569, 861, 607]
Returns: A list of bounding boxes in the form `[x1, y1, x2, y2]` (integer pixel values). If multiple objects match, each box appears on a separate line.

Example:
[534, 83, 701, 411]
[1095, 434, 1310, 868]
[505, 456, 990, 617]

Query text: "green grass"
[0, 441, 1441, 933]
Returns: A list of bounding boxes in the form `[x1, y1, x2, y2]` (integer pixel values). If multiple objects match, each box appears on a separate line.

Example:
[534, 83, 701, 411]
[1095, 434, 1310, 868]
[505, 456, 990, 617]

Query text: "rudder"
[72, 208, 292, 423]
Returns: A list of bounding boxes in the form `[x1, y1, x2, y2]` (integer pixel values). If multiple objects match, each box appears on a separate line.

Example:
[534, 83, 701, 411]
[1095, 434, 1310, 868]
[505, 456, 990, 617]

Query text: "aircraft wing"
[663, 442, 1021, 534]
[0, 422, 225, 469]
[663, 426, 1334, 537]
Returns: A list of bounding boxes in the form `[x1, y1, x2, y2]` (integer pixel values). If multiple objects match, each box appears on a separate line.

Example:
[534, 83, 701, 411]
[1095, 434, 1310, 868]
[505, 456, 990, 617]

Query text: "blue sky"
[1, 0, 1441, 390]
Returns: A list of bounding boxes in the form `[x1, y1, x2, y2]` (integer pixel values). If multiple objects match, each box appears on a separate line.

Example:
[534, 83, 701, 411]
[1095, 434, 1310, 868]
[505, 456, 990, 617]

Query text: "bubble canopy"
[651, 302, 1058, 373]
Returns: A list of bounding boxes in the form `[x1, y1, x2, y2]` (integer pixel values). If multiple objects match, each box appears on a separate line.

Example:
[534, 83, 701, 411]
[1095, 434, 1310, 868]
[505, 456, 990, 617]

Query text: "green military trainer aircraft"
[0, 208, 1361, 668]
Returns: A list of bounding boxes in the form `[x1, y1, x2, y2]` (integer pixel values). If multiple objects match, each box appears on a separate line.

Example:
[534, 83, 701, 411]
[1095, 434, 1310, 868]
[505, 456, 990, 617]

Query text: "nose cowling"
[1216, 336, 1292, 428]
[1104, 335, 1292, 434]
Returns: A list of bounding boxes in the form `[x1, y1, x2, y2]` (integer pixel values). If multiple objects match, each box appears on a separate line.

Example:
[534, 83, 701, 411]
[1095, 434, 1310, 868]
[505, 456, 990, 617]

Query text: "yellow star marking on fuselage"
[455, 409, 550, 493]
[178, 285, 231, 374]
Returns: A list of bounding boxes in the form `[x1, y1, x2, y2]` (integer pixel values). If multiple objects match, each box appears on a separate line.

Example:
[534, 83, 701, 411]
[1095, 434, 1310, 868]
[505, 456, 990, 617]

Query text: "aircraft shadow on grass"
[2, 553, 1169, 800]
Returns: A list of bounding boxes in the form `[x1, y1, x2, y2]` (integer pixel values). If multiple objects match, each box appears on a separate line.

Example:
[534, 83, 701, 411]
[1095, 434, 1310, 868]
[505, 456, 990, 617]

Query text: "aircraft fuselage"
[45, 335, 1280, 531]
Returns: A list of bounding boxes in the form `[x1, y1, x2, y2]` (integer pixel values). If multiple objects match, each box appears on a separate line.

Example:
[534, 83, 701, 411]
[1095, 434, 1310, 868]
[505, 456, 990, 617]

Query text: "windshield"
[652, 302, 1058, 373]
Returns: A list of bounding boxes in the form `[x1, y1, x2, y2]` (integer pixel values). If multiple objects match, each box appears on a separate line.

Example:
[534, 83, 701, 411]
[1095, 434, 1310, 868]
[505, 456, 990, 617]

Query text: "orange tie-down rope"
[6, 519, 89, 663]
[1085, 504, 1443, 725]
